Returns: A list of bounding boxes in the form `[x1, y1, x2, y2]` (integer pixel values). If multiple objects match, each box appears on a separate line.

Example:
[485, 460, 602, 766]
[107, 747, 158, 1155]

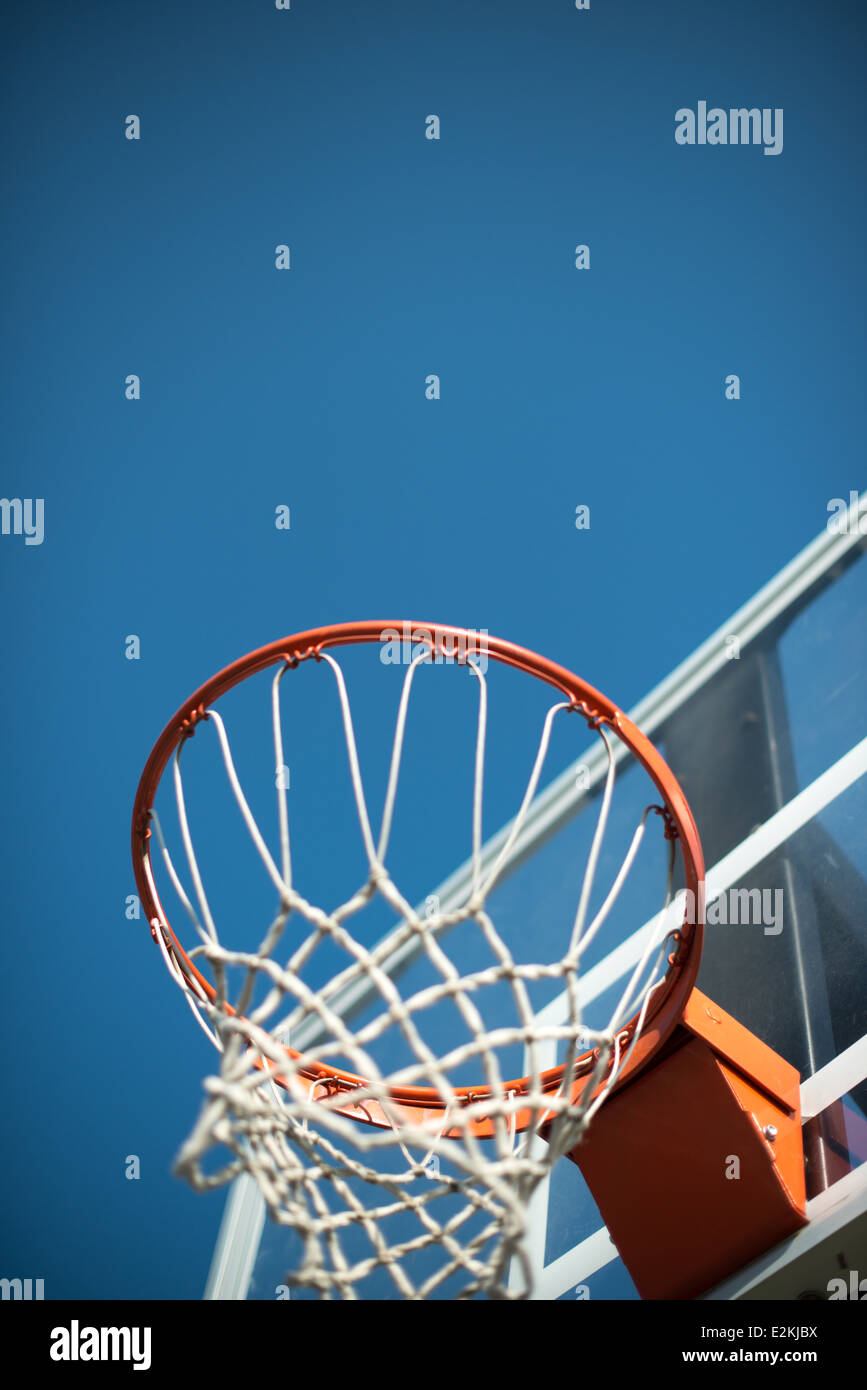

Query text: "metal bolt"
[762, 1124, 778, 1142]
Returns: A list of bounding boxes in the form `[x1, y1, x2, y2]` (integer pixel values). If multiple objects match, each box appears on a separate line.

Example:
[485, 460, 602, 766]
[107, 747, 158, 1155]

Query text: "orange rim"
[132, 621, 705, 1136]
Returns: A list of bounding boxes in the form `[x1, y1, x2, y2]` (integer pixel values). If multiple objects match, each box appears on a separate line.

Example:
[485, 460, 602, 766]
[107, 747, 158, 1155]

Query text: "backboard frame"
[204, 492, 867, 1300]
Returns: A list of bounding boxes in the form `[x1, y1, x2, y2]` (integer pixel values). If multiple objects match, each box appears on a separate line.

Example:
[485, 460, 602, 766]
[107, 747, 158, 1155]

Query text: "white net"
[143, 643, 679, 1299]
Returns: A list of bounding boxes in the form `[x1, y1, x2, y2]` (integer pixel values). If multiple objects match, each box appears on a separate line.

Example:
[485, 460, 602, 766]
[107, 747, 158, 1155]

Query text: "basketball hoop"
[132, 620, 707, 1297]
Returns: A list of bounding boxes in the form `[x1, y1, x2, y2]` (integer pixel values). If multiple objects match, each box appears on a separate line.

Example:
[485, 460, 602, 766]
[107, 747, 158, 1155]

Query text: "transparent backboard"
[205, 494, 867, 1301]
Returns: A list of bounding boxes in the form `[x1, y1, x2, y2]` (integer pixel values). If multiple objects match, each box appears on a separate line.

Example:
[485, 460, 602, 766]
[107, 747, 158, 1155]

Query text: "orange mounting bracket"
[562, 987, 808, 1299]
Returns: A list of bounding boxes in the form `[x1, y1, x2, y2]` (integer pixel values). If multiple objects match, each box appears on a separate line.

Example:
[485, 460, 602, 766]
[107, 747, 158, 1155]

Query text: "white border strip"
[801, 1034, 867, 1120]
[536, 735, 867, 1030]
[702, 1160, 867, 1301]
[204, 1173, 266, 1301]
[534, 1227, 621, 1301]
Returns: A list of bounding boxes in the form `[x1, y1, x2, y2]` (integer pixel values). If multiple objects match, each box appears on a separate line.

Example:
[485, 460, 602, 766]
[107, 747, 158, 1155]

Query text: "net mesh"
[143, 641, 679, 1298]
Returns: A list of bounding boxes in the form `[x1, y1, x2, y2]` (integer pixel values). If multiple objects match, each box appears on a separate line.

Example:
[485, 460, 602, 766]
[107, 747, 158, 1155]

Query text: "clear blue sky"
[1, 0, 864, 1298]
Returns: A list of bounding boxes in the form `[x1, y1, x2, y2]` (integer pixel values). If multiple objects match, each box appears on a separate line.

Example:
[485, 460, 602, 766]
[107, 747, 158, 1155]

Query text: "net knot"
[281, 645, 323, 669]
[179, 703, 210, 740]
[652, 804, 679, 840]
[569, 699, 610, 732]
